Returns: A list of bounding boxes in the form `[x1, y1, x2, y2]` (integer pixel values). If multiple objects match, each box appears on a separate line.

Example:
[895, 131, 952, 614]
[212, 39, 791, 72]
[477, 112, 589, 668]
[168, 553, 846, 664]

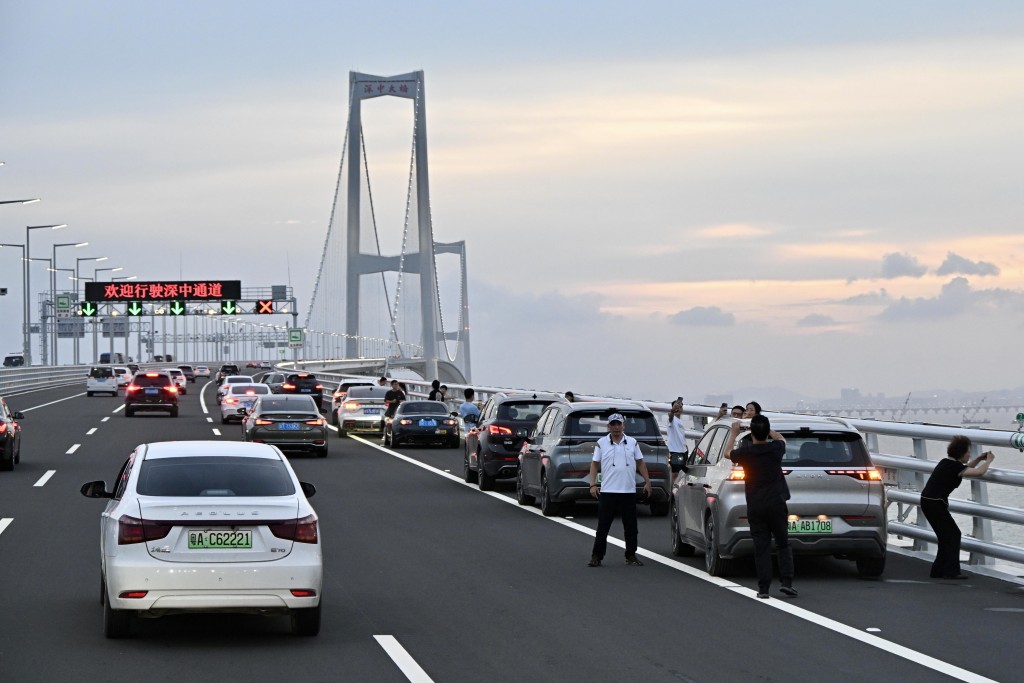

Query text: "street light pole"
[91, 267, 123, 363]
[51, 241, 88, 365]
[73, 256, 106, 364]
[24, 224, 67, 365]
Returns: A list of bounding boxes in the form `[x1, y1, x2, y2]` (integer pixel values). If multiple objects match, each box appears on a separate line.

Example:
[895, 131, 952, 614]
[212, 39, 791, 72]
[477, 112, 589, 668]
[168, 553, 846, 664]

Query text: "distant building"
[841, 388, 862, 404]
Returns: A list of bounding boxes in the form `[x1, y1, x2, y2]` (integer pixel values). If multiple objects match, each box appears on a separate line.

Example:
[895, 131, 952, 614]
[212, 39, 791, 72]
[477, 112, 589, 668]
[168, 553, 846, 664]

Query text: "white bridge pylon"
[305, 70, 471, 383]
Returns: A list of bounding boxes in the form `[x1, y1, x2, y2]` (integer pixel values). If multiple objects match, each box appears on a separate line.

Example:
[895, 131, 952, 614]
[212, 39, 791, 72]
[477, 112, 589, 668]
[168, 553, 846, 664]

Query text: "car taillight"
[290, 589, 317, 598]
[224, 397, 237, 404]
[562, 469, 589, 477]
[827, 469, 882, 481]
[488, 425, 513, 435]
[269, 514, 318, 544]
[443, 419, 457, 426]
[0, 424, 7, 435]
[727, 467, 745, 480]
[117, 515, 172, 545]
[165, 386, 178, 393]
[118, 591, 149, 599]
[282, 383, 296, 390]
[126, 385, 139, 393]
[333, 391, 347, 399]
[255, 418, 273, 425]
[315, 384, 322, 390]
[343, 401, 360, 410]
[399, 419, 413, 425]
[305, 418, 324, 426]
[145, 372, 159, 377]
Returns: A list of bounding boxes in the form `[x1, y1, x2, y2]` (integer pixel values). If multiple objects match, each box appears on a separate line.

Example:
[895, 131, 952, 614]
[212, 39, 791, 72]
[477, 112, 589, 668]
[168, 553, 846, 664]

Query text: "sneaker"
[779, 585, 798, 597]
[587, 555, 602, 567]
[756, 592, 769, 599]
[625, 555, 644, 566]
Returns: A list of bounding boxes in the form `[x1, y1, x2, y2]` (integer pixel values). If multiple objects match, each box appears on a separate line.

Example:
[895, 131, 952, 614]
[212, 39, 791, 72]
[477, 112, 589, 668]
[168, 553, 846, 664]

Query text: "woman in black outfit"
[920, 435, 994, 579]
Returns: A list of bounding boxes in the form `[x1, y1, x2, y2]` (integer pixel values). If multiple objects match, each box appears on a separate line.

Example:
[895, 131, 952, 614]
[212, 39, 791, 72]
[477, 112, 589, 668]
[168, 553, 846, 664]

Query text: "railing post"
[968, 442, 993, 566]
[912, 437, 930, 552]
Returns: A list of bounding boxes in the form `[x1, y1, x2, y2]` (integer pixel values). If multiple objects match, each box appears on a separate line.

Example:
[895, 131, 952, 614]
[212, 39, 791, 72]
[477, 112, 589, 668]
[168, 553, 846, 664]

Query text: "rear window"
[398, 401, 448, 415]
[775, 431, 870, 467]
[259, 398, 318, 412]
[89, 367, 114, 378]
[136, 456, 295, 497]
[132, 374, 172, 387]
[497, 401, 553, 422]
[348, 386, 387, 399]
[229, 384, 270, 395]
[226, 377, 251, 384]
[287, 374, 319, 386]
[567, 412, 660, 437]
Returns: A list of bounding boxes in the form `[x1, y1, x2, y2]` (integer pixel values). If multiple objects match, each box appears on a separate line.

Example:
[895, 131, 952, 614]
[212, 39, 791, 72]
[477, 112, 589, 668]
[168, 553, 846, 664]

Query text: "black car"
[0, 396, 25, 471]
[241, 395, 328, 457]
[217, 364, 241, 383]
[384, 401, 459, 448]
[464, 392, 562, 490]
[177, 364, 196, 383]
[124, 371, 179, 417]
[281, 373, 323, 408]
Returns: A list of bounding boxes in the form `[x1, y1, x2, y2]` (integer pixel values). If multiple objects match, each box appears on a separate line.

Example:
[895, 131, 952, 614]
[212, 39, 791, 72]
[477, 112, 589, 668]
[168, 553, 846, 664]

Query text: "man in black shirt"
[724, 415, 797, 599]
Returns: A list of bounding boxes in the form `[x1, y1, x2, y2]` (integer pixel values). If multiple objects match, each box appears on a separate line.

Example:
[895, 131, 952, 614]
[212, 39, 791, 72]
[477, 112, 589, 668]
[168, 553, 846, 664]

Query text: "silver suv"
[670, 416, 886, 577]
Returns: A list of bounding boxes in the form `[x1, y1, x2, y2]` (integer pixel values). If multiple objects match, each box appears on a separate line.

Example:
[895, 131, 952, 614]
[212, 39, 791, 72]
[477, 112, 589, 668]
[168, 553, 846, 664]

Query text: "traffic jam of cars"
[6, 360, 886, 638]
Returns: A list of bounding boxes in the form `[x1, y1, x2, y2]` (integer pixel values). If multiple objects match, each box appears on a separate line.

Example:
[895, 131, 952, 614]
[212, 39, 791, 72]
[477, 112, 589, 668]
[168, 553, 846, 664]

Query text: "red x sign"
[256, 300, 274, 314]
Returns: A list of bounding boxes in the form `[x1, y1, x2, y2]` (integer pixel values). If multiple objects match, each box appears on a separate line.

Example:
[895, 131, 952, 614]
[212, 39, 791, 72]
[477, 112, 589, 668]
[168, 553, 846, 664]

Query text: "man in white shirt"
[587, 413, 653, 567]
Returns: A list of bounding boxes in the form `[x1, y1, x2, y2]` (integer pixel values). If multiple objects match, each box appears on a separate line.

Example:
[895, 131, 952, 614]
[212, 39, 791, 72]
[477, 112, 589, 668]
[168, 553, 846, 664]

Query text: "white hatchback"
[80, 441, 322, 638]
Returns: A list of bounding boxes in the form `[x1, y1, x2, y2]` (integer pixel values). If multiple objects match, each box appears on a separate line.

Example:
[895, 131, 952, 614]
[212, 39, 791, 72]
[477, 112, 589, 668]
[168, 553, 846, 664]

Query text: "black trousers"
[748, 499, 794, 591]
[921, 497, 962, 577]
[592, 493, 638, 559]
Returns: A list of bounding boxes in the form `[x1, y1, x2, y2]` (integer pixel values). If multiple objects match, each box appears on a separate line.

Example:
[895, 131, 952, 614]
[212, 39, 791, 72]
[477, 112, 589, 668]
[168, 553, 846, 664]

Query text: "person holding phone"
[667, 399, 688, 472]
[921, 436, 994, 579]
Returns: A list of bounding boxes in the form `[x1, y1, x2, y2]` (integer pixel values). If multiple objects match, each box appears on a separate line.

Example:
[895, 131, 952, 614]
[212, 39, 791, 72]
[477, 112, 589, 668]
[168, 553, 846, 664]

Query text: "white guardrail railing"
[7, 361, 1023, 580]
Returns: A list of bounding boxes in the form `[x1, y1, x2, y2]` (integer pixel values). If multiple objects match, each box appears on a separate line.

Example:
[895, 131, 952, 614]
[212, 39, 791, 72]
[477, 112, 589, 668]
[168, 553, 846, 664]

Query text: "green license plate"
[188, 529, 253, 549]
[788, 518, 832, 534]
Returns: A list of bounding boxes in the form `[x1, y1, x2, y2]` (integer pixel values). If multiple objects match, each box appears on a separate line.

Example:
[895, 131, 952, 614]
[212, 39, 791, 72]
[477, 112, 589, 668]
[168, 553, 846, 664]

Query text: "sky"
[2, 1, 1024, 404]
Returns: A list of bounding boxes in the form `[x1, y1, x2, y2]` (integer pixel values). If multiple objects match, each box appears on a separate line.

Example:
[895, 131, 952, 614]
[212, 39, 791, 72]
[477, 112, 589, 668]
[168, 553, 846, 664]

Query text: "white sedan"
[217, 375, 255, 405]
[161, 367, 188, 395]
[220, 383, 271, 424]
[80, 440, 322, 638]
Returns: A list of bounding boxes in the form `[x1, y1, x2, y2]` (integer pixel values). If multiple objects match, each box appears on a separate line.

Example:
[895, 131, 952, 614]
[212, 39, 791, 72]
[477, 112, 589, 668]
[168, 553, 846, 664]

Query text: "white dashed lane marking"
[86, 428, 97, 435]
[212, 428, 221, 436]
[0, 519, 12, 536]
[374, 635, 435, 683]
[101, 417, 110, 422]
[66, 444, 80, 455]
[34, 470, 56, 487]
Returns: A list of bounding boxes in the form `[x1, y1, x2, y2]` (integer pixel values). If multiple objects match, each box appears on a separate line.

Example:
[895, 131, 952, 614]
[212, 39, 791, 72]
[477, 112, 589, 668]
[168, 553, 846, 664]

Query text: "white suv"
[87, 367, 119, 397]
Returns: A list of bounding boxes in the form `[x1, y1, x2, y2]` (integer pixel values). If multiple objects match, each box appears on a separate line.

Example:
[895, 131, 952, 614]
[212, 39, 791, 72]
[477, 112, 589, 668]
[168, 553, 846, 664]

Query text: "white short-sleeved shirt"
[666, 418, 687, 453]
[593, 434, 644, 493]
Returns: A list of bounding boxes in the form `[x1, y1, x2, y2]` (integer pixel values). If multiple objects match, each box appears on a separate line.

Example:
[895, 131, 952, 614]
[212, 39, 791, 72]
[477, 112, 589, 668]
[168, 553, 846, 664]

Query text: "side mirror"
[300, 482, 317, 498]
[12, 412, 24, 420]
[80, 480, 113, 499]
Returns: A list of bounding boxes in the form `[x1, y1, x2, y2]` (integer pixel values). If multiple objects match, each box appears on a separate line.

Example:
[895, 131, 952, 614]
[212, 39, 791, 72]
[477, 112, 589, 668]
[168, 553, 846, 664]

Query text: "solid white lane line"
[373, 635, 435, 683]
[18, 393, 87, 412]
[328, 424, 338, 432]
[349, 435, 1000, 683]
[34, 470, 56, 487]
[199, 380, 213, 414]
[101, 417, 110, 422]
[212, 428, 221, 436]
[113, 404, 124, 413]
[66, 444, 81, 455]
[0, 518, 12, 535]
[86, 428, 97, 435]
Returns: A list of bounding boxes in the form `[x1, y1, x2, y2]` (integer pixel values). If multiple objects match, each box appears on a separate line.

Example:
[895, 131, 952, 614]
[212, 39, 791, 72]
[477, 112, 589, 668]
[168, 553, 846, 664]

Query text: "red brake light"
[305, 418, 325, 426]
[826, 469, 882, 481]
[727, 467, 745, 481]
[0, 424, 7, 435]
[343, 401, 360, 410]
[126, 385, 139, 393]
[488, 425, 513, 436]
[255, 418, 273, 425]
[398, 419, 412, 425]
[282, 383, 296, 390]
[165, 385, 178, 394]
[145, 373, 159, 377]
[269, 514, 318, 544]
[290, 589, 317, 598]
[118, 591, 149, 599]
[117, 515, 172, 545]
[315, 384, 323, 390]
[225, 397, 237, 404]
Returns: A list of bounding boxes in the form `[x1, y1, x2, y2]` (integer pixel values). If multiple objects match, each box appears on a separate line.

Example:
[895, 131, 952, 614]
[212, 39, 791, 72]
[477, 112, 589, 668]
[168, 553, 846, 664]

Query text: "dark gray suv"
[517, 402, 671, 517]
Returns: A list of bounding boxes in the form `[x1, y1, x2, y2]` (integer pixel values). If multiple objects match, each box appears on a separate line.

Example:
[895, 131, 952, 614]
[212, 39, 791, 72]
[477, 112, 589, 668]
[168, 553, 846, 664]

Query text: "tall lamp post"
[90, 267, 122, 363]
[111, 275, 136, 362]
[24, 224, 67, 365]
[0, 243, 27, 361]
[51, 241, 88, 365]
[73, 256, 106, 364]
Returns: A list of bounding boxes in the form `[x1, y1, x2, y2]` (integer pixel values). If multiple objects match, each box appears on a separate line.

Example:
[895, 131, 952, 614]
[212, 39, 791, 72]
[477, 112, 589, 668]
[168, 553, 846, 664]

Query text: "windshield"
[136, 456, 295, 497]
[497, 401, 552, 421]
[398, 402, 448, 415]
[567, 412, 659, 437]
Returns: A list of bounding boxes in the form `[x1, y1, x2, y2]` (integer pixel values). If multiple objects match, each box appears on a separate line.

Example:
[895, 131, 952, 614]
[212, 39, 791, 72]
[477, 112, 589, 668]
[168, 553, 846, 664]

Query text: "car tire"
[291, 603, 321, 637]
[856, 553, 886, 578]
[463, 451, 478, 484]
[516, 468, 535, 506]
[478, 455, 495, 491]
[87, 391, 94, 397]
[649, 500, 670, 517]
[103, 581, 131, 639]
[14, 445, 20, 464]
[221, 415, 228, 424]
[170, 407, 179, 418]
[316, 445, 328, 458]
[337, 428, 347, 439]
[670, 503, 696, 557]
[704, 513, 735, 577]
[124, 408, 134, 417]
[540, 473, 562, 517]
[0, 443, 14, 471]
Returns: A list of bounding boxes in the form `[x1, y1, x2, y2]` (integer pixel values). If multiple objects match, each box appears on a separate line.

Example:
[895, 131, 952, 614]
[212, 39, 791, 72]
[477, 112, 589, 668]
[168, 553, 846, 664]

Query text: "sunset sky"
[2, 2, 1023, 402]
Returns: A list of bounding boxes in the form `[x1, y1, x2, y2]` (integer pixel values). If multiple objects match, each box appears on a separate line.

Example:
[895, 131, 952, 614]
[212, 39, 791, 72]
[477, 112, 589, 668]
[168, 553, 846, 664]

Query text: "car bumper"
[554, 482, 671, 504]
[249, 431, 328, 451]
[721, 529, 887, 559]
[340, 416, 384, 433]
[393, 427, 457, 444]
[479, 454, 519, 478]
[126, 401, 177, 411]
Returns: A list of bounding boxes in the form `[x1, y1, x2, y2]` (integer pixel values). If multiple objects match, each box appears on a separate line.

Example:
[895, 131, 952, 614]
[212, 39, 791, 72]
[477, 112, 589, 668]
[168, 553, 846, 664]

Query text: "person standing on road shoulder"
[459, 388, 481, 425]
[428, 379, 442, 401]
[723, 415, 796, 599]
[921, 436, 993, 579]
[666, 399, 688, 472]
[587, 413, 653, 567]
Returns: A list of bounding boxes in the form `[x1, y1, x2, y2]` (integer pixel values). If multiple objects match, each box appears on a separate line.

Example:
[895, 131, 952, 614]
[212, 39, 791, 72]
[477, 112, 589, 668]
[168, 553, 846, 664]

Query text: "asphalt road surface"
[0, 379, 1020, 682]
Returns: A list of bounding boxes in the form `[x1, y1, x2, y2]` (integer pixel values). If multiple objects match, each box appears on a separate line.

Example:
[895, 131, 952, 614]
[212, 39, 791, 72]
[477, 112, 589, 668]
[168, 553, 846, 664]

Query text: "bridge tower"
[305, 70, 471, 383]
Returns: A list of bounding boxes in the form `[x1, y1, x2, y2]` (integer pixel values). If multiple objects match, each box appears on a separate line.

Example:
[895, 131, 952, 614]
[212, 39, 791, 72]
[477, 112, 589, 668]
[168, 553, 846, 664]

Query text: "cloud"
[874, 277, 1024, 321]
[470, 280, 605, 327]
[880, 252, 927, 279]
[668, 306, 735, 326]
[936, 252, 999, 276]
[797, 313, 837, 327]
[836, 289, 891, 305]
[695, 223, 774, 239]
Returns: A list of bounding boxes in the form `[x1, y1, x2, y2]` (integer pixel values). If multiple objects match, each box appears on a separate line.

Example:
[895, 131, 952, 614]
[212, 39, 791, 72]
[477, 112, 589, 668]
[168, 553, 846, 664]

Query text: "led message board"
[85, 280, 242, 302]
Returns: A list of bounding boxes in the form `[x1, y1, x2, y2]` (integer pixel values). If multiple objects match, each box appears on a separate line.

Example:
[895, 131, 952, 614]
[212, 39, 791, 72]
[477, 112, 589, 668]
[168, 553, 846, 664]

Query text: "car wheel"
[124, 408, 134, 417]
[14, 444, 20, 464]
[0, 443, 14, 471]
[478, 454, 495, 491]
[540, 473, 562, 517]
[703, 513, 735, 577]
[291, 603, 321, 637]
[516, 468, 535, 506]
[649, 500, 670, 517]
[87, 391, 94, 397]
[856, 553, 886, 578]
[337, 428, 347, 439]
[220, 415, 228, 424]
[170, 407, 179, 418]
[316, 445, 328, 458]
[102, 581, 131, 639]
[670, 503, 695, 557]
[463, 451, 478, 484]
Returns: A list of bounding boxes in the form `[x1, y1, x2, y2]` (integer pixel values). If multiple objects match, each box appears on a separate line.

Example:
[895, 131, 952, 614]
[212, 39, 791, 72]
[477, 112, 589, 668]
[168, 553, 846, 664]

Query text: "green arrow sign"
[221, 300, 238, 315]
[127, 301, 144, 316]
[170, 301, 185, 316]
[1016, 412, 1024, 423]
[80, 302, 98, 317]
